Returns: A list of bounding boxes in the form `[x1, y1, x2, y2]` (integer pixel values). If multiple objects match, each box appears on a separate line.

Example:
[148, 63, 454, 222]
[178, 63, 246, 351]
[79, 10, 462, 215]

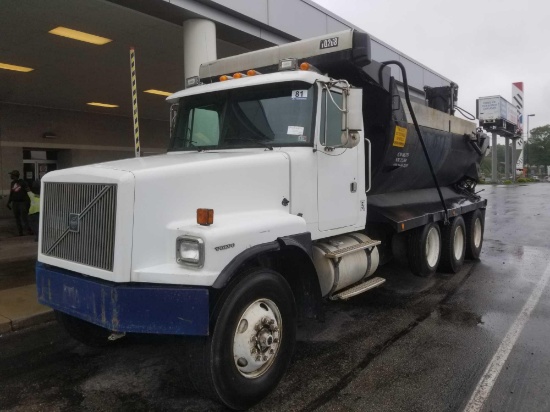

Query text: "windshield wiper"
[225, 137, 273, 150]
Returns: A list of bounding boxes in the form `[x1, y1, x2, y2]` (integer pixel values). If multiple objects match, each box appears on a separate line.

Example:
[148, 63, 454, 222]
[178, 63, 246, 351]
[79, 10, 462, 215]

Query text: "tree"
[525, 125, 550, 166]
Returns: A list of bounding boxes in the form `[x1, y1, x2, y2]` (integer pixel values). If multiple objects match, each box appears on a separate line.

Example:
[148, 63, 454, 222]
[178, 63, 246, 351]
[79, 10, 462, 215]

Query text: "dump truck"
[36, 30, 488, 409]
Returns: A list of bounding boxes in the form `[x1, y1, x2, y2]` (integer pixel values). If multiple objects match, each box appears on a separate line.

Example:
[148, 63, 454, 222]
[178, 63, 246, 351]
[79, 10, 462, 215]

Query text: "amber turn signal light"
[197, 208, 214, 226]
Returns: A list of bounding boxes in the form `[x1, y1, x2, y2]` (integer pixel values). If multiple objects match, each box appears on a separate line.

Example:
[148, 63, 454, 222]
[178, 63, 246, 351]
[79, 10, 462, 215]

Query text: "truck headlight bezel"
[176, 236, 205, 268]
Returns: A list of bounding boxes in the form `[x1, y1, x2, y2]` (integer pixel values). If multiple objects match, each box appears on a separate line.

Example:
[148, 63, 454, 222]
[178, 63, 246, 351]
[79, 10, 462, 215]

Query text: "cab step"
[324, 239, 381, 259]
[330, 277, 386, 300]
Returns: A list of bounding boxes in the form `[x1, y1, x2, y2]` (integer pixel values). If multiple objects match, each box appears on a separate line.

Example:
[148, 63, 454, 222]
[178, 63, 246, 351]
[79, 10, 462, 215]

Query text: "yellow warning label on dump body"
[393, 125, 407, 147]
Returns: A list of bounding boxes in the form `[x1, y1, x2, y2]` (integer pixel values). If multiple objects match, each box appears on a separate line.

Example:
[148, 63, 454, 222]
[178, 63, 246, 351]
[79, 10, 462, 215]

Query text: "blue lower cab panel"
[36, 262, 209, 336]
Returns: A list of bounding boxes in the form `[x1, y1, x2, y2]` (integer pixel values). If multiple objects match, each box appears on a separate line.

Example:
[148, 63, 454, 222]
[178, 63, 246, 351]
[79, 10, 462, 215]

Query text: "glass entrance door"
[23, 160, 57, 187]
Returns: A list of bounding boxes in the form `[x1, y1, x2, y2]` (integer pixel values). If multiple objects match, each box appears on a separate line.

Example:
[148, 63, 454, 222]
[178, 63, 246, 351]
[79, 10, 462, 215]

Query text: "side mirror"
[169, 103, 179, 138]
[341, 88, 363, 148]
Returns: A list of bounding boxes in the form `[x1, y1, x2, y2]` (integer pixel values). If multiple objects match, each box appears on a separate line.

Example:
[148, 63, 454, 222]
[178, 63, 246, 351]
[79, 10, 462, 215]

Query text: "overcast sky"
[312, 0, 549, 135]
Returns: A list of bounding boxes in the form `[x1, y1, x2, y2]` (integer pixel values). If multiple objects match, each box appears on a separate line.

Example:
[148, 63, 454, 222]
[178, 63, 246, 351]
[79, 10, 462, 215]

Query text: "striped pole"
[130, 47, 140, 157]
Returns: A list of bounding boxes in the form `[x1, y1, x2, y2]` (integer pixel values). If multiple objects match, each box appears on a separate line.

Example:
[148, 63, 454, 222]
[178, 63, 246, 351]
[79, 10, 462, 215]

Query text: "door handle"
[350, 182, 357, 193]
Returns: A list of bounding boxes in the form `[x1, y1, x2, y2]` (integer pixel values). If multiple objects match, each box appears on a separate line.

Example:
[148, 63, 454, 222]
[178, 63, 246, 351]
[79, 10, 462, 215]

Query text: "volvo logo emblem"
[215, 243, 235, 251]
[68, 213, 80, 232]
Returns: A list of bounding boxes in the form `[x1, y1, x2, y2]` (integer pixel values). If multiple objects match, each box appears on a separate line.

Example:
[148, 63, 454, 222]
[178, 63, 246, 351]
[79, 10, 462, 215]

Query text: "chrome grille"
[42, 182, 117, 271]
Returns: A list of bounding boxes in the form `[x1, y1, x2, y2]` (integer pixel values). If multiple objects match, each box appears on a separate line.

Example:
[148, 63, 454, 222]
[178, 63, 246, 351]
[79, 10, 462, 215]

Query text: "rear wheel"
[188, 268, 296, 410]
[439, 216, 466, 273]
[465, 209, 484, 260]
[407, 222, 441, 277]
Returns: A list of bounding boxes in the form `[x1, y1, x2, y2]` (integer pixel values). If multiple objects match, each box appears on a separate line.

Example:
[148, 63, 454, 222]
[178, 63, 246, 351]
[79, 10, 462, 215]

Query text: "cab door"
[317, 88, 359, 231]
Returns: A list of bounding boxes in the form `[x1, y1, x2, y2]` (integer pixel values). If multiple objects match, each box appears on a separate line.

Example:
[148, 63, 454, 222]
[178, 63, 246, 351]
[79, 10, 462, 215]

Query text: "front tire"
[439, 216, 466, 273]
[407, 222, 441, 277]
[188, 268, 296, 410]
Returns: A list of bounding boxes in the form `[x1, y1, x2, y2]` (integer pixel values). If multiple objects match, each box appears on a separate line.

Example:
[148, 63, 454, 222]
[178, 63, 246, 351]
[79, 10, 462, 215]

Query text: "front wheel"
[188, 268, 296, 410]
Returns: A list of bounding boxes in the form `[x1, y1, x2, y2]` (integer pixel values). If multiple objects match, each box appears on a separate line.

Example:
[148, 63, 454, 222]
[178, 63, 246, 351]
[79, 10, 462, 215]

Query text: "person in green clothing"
[27, 181, 40, 242]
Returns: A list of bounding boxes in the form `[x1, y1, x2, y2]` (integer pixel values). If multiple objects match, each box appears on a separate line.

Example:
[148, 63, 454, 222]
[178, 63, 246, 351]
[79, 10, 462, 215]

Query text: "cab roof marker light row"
[193, 70, 261, 86]
[221, 70, 262, 81]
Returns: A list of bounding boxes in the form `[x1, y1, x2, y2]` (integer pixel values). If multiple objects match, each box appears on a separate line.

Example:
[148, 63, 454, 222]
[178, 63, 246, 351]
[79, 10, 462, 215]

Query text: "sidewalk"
[0, 218, 55, 334]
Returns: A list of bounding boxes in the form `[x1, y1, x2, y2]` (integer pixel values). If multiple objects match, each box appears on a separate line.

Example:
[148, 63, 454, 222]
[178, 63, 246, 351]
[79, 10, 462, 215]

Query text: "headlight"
[176, 236, 205, 268]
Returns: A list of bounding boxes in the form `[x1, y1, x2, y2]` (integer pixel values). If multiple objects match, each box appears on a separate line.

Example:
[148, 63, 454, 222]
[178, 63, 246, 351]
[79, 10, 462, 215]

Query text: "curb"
[0, 309, 55, 335]
[0, 284, 55, 335]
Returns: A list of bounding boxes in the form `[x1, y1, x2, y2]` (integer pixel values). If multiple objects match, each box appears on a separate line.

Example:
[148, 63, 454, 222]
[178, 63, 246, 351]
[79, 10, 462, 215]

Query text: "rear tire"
[407, 222, 441, 277]
[439, 216, 466, 273]
[55, 311, 114, 348]
[465, 209, 484, 260]
[188, 268, 296, 410]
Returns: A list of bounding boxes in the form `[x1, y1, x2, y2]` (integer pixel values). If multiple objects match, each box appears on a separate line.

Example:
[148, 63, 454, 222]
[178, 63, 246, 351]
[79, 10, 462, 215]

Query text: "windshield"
[169, 81, 315, 151]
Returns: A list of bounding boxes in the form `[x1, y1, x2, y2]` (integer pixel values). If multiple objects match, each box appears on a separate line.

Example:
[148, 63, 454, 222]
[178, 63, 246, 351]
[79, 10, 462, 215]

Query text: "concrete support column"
[504, 137, 510, 179]
[492, 133, 498, 183]
[183, 19, 217, 80]
[511, 139, 517, 182]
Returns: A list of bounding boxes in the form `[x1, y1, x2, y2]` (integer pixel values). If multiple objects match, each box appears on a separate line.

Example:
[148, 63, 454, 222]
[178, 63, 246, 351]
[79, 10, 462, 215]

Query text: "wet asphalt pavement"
[1, 183, 550, 412]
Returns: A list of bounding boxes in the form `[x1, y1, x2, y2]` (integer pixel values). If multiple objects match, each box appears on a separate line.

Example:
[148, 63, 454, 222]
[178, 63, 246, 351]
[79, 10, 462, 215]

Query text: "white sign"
[287, 126, 304, 135]
[478, 97, 500, 120]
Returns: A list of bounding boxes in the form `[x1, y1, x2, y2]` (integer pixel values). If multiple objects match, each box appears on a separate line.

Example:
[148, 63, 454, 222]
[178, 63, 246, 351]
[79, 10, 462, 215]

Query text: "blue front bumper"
[36, 262, 209, 336]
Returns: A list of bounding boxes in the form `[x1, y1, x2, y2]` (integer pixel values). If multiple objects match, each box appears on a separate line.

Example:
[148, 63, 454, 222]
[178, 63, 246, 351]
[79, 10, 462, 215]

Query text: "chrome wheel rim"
[232, 299, 282, 379]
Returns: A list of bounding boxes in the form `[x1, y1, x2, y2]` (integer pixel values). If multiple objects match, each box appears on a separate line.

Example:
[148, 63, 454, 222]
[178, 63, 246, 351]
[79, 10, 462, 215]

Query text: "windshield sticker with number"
[291, 90, 308, 100]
